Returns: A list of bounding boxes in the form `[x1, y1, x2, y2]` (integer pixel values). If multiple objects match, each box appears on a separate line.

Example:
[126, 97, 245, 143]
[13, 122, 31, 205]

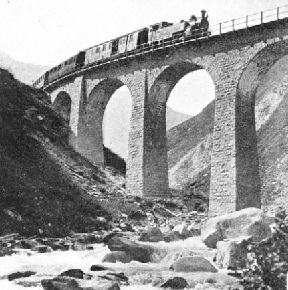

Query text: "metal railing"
[210, 5, 288, 35]
[43, 5, 288, 89]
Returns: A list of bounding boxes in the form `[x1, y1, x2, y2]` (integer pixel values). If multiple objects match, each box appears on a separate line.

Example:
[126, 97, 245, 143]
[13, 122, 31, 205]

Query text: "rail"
[43, 5, 288, 89]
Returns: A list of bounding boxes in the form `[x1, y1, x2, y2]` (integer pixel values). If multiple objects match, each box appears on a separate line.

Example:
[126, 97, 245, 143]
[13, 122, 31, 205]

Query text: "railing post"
[246, 15, 248, 28]
[232, 19, 235, 31]
[277, 7, 280, 20]
[219, 23, 222, 35]
[261, 11, 263, 24]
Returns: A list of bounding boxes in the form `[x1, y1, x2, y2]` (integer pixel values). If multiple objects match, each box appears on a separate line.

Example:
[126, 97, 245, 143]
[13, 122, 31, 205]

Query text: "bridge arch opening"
[77, 78, 131, 170]
[53, 91, 72, 123]
[238, 42, 288, 213]
[102, 85, 131, 173]
[144, 62, 215, 198]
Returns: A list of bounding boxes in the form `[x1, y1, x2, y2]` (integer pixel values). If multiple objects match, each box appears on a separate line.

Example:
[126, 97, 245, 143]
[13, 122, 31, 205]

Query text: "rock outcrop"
[107, 237, 166, 263]
[201, 208, 272, 248]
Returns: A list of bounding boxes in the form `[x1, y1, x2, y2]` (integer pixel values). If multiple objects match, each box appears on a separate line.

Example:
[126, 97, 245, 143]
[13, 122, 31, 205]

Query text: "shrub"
[240, 207, 288, 290]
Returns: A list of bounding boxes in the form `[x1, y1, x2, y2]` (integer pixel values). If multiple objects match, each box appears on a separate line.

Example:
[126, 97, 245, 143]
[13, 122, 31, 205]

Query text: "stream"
[0, 237, 224, 290]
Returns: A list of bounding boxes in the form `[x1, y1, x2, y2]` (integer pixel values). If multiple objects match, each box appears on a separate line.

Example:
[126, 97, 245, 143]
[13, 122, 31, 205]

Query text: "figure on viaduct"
[47, 20, 288, 216]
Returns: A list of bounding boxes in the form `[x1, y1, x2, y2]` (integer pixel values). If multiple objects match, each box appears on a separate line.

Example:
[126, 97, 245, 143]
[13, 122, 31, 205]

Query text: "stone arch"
[53, 91, 72, 123]
[142, 61, 214, 197]
[77, 78, 129, 164]
[237, 40, 288, 212]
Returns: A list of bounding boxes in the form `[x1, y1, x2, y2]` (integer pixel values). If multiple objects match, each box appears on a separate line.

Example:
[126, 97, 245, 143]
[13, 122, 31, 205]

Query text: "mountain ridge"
[0, 51, 50, 85]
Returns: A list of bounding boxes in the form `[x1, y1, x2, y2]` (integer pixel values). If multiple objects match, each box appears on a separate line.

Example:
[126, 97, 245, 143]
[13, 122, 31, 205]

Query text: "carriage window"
[109, 43, 111, 49]
[103, 44, 106, 51]
[152, 24, 159, 30]
[161, 22, 173, 28]
[96, 47, 100, 53]
[129, 34, 133, 42]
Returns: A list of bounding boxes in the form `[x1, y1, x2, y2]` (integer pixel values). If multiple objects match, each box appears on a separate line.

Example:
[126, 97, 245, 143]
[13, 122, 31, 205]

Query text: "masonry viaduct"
[46, 15, 288, 216]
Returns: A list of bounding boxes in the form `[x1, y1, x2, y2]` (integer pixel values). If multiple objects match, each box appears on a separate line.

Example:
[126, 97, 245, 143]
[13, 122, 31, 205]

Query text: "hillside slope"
[0, 68, 125, 236]
[167, 55, 288, 212]
[166, 106, 192, 130]
[167, 101, 214, 189]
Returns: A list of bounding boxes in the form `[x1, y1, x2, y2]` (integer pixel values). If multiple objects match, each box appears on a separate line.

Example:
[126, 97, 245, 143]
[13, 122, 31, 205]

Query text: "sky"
[1, 0, 287, 157]
[0, 0, 287, 66]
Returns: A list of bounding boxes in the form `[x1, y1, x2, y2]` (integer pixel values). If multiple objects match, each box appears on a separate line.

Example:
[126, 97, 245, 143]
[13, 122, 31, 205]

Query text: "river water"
[0, 237, 219, 290]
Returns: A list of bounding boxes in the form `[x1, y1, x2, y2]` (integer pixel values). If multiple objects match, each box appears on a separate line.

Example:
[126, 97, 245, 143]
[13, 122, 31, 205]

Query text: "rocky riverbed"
[0, 207, 275, 290]
[0, 236, 240, 290]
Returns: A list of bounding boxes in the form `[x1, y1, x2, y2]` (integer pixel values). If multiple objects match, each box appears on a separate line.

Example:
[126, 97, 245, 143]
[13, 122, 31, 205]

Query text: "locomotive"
[33, 10, 210, 88]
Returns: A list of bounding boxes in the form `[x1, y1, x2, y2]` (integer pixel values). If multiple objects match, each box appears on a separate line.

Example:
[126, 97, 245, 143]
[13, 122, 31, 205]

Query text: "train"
[33, 10, 210, 88]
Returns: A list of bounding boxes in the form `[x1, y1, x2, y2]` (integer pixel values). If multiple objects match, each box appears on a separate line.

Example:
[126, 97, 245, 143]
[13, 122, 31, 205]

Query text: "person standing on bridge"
[200, 10, 209, 36]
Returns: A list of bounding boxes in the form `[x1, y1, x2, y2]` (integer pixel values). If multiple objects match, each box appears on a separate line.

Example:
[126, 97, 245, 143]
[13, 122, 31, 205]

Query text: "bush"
[240, 207, 288, 290]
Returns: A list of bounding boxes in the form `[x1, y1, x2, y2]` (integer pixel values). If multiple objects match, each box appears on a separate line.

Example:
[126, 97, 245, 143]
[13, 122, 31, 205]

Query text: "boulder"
[107, 237, 165, 263]
[90, 265, 110, 271]
[103, 232, 123, 245]
[170, 256, 218, 273]
[96, 216, 107, 224]
[215, 238, 250, 269]
[128, 209, 146, 220]
[102, 251, 133, 263]
[41, 277, 81, 290]
[163, 231, 182, 242]
[187, 223, 201, 236]
[201, 208, 273, 248]
[13, 239, 38, 249]
[73, 233, 104, 244]
[161, 277, 188, 289]
[34, 245, 52, 253]
[101, 272, 129, 285]
[60, 269, 84, 279]
[139, 227, 163, 242]
[8, 271, 36, 281]
[172, 223, 190, 239]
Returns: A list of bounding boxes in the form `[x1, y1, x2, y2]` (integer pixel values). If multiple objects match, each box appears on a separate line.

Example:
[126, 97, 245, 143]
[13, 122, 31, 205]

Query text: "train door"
[44, 71, 49, 86]
[112, 39, 119, 55]
[137, 29, 149, 49]
[118, 36, 128, 54]
[76, 51, 86, 68]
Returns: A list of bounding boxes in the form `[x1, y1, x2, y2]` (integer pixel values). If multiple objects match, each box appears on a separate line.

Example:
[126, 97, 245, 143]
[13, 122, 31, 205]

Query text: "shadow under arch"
[77, 78, 129, 165]
[142, 61, 215, 197]
[237, 40, 288, 211]
[53, 91, 72, 123]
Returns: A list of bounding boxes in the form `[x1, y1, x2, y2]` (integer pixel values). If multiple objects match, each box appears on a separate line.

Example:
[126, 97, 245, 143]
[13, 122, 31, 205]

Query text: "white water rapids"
[0, 237, 220, 290]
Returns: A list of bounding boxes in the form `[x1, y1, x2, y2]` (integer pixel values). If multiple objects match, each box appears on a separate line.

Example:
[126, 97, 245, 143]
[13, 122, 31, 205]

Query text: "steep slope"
[167, 101, 214, 189]
[0, 68, 125, 236]
[0, 51, 49, 85]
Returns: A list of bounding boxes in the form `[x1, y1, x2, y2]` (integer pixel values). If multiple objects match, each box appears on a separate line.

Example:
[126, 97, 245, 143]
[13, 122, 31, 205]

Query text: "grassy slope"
[0, 68, 125, 236]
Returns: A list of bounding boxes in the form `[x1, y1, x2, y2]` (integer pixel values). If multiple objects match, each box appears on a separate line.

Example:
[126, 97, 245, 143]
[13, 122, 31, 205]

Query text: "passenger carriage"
[85, 41, 112, 66]
[33, 10, 209, 88]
